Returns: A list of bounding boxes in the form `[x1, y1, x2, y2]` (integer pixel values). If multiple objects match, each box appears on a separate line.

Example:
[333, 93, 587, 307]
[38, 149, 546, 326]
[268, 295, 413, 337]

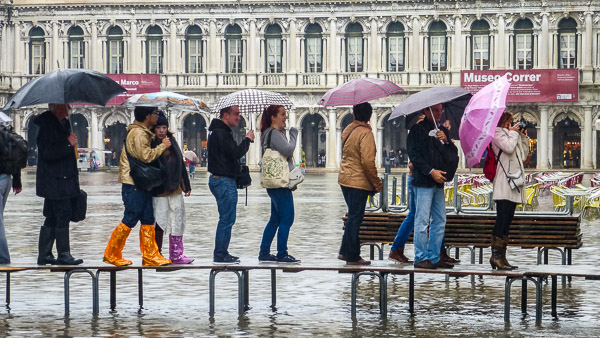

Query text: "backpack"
[0, 125, 28, 175]
[483, 144, 502, 182]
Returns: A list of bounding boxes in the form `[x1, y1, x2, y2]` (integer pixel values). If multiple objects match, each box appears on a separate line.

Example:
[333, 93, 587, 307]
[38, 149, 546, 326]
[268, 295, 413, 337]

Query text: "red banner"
[461, 69, 578, 103]
[106, 74, 161, 105]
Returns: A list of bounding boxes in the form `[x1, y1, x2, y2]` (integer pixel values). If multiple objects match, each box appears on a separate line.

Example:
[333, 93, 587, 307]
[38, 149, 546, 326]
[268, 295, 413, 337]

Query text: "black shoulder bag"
[125, 140, 167, 191]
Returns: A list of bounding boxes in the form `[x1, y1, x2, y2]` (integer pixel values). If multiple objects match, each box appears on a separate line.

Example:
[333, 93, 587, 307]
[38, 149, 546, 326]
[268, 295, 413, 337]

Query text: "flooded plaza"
[2, 170, 600, 337]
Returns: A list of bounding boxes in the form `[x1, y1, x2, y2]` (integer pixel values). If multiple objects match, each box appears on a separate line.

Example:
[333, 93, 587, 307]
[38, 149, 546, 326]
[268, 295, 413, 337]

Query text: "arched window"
[305, 24, 323, 73]
[225, 24, 243, 73]
[387, 22, 405, 72]
[558, 18, 577, 69]
[186, 25, 203, 73]
[471, 20, 490, 70]
[29, 27, 46, 74]
[514, 19, 534, 69]
[146, 25, 163, 74]
[428, 21, 447, 71]
[107, 26, 124, 73]
[265, 24, 283, 73]
[345, 23, 363, 72]
[68, 26, 85, 69]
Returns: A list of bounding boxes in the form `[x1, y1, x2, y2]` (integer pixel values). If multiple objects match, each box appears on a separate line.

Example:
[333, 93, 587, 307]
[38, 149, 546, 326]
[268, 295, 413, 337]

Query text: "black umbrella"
[2, 69, 126, 111]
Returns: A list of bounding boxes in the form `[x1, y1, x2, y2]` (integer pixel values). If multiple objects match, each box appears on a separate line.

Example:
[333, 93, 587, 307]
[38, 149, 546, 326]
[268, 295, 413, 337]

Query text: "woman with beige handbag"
[258, 105, 300, 264]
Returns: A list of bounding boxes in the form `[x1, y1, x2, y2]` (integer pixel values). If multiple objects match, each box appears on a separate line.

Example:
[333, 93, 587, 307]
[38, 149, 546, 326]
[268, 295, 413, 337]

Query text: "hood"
[208, 118, 231, 132]
[127, 120, 154, 137]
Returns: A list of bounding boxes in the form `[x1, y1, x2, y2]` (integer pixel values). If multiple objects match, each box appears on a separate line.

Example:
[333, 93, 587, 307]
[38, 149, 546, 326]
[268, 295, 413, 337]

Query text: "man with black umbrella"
[408, 103, 459, 270]
[35, 103, 83, 265]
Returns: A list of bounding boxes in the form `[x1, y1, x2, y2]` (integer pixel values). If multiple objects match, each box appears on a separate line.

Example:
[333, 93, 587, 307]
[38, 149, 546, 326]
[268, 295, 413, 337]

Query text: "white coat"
[491, 127, 529, 204]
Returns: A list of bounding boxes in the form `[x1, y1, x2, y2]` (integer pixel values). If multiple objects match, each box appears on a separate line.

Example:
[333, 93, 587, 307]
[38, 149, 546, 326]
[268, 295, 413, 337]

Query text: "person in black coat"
[34, 104, 83, 265]
[207, 105, 254, 264]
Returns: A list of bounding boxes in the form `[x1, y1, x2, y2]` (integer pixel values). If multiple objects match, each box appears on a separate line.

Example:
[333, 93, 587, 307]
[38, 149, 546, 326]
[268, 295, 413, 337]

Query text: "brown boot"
[501, 236, 518, 270]
[489, 236, 510, 270]
[440, 250, 460, 264]
[389, 247, 411, 263]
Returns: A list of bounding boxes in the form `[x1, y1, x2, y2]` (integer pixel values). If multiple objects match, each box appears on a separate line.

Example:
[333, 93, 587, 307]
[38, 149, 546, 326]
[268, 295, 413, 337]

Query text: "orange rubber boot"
[103, 222, 133, 266]
[140, 224, 172, 266]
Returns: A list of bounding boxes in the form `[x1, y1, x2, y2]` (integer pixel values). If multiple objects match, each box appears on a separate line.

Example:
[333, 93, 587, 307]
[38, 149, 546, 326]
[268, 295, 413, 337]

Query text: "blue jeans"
[260, 188, 294, 258]
[339, 186, 370, 262]
[208, 175, 238, 259]
[391, 175, 415, 251]
[121, 184, 155, 227]
[413, 186, 446, 264]
[0, 174, 11, 264]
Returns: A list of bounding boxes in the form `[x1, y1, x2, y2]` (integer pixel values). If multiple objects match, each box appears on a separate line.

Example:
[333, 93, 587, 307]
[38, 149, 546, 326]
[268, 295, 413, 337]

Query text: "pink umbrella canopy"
[459, 75, 511, 168]
[318, 77, 404, 107]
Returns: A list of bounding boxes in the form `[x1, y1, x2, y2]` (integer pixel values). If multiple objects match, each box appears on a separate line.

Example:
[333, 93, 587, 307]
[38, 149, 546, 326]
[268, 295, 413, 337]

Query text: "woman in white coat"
[490, 112, 529, 270]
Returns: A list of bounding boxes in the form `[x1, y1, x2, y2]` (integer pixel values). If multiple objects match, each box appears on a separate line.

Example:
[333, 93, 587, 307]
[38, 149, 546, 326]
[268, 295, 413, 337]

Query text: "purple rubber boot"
[169, 235, 194, 264]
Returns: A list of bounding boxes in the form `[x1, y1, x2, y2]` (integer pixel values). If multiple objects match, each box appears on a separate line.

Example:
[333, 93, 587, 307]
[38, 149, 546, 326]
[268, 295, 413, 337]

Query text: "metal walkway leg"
[5, 272, 10, 309]
[270, 269, 277, 310]
[64, 269, 99, 316]
[504, 276, 543, 323]
[350, 271, 387, 319]
[209, 269, 245, 317]
[138, 269, 143, 309]
[409, 273, 414, 314]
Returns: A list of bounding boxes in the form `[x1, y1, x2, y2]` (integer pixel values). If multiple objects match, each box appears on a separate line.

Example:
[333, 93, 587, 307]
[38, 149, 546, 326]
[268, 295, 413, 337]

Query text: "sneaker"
[258, 254, 278, 263]
[277, 254, 301, 264]
[213, 254, 240, 265]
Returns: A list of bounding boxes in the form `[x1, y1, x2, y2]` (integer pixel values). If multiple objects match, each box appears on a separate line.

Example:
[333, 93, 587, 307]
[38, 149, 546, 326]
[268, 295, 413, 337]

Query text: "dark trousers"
[43, 198, 72, 229]
[340, 186, 369, 262]
[121, 184, 155, 228]
[494, 200, 517, 238]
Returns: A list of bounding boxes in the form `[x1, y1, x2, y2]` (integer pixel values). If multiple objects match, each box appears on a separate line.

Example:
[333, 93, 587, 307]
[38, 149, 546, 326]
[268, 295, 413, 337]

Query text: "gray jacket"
[261, 127, 298, 171]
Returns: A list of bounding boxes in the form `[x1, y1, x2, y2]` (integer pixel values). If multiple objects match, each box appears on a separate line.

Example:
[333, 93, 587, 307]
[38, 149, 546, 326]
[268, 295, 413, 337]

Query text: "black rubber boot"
[55, 228, 83, 265]
[155, 224, 164, 254]
[37, 226, 58, 265]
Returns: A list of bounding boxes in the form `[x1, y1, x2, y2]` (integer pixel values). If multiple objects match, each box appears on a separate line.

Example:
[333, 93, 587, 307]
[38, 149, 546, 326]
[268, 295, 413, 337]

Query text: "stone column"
[452, 14, 462, 83]
[327, 18, 338, 86]
[246, 18, 257, 87]
[496, 14, 506, 69]
[582, 12, 593, 83]
[90, 20, 98, 70]
[370, 112, 379, 167]
[169, 112, 178, 142]
[90, 111, 99, 149]
[539, 106, 549, 169]
[52, 21, 59, 70]
[287, 19, 297, 86]
[409, 16, 420, 84]
[288, 109, 300, 165]
[247, 112, 258, 168]
[336, 127, 342, 164]
[376, 126, 383, 168]
[13, 22, 22, 74]
[583, 106, 593, 169]
[128, 20, 138, 73]
[297, 128, 303, 166]
[326, 108, 338, 168]
[368, 17, 378, 73]
[168, 19, 177, 73]
[207, 19, 217, 86]
[540, 13, 549, 68]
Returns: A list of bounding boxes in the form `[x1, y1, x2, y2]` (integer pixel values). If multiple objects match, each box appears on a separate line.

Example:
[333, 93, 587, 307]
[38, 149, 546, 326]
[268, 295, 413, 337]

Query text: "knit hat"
[156, 110, 168, 127]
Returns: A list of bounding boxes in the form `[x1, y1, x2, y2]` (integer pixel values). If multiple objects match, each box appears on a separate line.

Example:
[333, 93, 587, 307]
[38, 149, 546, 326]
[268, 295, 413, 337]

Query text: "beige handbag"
[260, 130, 290, 189]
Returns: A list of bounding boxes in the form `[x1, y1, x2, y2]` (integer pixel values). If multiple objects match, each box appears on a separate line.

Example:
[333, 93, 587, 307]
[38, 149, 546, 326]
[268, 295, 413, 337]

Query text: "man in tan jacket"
[103, 106, 172, 266]
[338, 102, 383, 265]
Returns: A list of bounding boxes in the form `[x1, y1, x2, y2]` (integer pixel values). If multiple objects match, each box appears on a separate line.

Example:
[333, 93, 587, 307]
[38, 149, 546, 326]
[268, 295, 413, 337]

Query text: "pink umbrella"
[459, 75, 511, 168]
[318, 77, 404, 107]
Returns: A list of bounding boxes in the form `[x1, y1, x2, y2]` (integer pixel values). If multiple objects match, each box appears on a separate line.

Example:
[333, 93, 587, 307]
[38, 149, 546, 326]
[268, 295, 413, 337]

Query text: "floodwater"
[2, 171, 600, 337]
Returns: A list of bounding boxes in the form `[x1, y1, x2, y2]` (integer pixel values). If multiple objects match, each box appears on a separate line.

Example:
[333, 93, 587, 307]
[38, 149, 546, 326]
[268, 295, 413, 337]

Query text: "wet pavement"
[2, 171, 600, 336]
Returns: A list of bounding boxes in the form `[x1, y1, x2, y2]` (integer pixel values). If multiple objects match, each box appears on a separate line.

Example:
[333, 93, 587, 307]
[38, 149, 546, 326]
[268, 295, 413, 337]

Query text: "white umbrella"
[0, 111, 12, 123]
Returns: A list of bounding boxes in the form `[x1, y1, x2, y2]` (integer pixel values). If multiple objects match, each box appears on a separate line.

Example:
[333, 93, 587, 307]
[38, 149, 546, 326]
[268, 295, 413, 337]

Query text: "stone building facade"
[0, 0, 599, 169]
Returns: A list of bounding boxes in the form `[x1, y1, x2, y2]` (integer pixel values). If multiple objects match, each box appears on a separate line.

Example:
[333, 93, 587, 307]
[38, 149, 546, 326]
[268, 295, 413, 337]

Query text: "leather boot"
[501, 235, 518, 269]
[140, 224, 171, 266]
[103, 222, 133, 266]
[169, 234, 194, 264]
[489, 236, 510, 270]
[55, 227, 83, 265]
[440, 250, 460, 264]
[155, 224, 164, 254]
[37, 226, 58, 265]
[388, 247, 411, 263]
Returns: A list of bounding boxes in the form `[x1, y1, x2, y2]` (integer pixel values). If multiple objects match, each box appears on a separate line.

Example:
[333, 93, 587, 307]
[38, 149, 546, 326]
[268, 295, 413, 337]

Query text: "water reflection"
[2, 171, 600, 336]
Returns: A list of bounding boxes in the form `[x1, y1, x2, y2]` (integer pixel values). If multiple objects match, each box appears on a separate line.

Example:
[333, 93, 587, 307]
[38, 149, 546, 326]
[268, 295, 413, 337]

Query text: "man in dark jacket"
[407, 103, 458, 270]
[35, 104, 83, 265]
[0, 124, 23, 264]
[207, 105, 254, 264]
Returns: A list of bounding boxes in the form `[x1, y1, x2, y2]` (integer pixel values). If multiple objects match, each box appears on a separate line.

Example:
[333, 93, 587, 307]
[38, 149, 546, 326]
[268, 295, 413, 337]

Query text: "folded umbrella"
[0, 111, 11, 123]
[2, 69, 126, 111]
[459, 75, 511, 168]
[318, 77, 405, 107]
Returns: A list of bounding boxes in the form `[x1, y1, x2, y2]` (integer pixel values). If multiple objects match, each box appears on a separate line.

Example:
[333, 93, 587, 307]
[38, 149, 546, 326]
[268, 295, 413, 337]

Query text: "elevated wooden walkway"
[1, 259, 599, 323]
